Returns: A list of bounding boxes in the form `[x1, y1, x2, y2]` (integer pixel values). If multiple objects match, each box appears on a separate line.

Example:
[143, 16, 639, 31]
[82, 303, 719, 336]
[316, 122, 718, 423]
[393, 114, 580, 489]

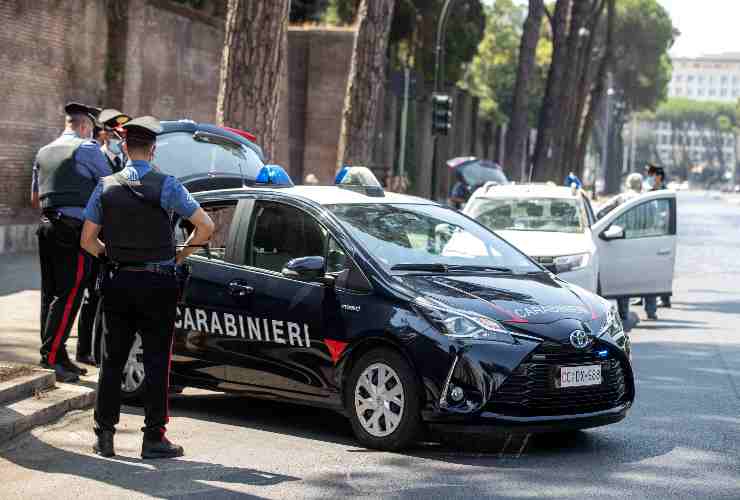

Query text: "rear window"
[153, 131, 263, 186]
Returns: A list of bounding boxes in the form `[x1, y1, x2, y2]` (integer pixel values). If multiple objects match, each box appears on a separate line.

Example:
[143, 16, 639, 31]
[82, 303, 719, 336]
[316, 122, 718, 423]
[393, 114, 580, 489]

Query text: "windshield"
[154, 131, 263, 185]
[467, 197, 586, 233]
[326, 203, 539, 273]
[458, 161, 508, 186]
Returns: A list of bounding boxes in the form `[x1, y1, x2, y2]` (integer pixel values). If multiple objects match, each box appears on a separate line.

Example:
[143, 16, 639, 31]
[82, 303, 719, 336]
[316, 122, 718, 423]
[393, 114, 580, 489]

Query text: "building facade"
[668, 53, 740, 101]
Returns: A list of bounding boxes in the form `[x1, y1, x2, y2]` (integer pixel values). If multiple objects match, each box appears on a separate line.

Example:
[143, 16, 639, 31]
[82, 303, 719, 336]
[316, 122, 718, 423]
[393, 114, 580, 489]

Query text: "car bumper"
[426, 402, 631, 435]
[557, 266, 597, 292]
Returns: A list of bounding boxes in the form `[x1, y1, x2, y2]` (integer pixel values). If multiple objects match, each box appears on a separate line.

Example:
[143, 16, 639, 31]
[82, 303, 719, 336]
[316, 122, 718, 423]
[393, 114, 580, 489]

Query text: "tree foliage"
[461, 0, 550, 125]
[654, 98, 736, 180]
[613, 0, 675, 113]
[322, 0, 485, 84]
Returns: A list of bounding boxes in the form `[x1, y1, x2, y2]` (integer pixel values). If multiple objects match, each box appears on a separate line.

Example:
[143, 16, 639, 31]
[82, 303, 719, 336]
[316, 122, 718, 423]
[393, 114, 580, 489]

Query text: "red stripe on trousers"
[48, 252, 85, 365]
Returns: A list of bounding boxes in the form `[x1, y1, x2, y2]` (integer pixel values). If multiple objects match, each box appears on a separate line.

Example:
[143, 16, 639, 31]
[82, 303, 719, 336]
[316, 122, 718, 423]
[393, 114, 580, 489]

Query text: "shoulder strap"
[112, 171, 162, 209]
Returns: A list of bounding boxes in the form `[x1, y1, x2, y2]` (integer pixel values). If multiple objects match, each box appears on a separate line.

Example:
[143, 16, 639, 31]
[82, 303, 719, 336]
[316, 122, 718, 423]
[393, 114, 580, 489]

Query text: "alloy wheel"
[354, 362, 405, 437]
[122, 334, 145, 394]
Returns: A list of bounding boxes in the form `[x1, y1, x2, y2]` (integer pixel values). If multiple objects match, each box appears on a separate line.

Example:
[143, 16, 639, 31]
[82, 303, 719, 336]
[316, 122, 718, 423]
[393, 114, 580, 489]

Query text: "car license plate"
[559, 365, 602, 388]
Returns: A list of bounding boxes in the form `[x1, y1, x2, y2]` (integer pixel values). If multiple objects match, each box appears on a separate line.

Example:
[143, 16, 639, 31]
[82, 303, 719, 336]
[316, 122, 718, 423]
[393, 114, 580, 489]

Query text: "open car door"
[592, 190, 677, 299]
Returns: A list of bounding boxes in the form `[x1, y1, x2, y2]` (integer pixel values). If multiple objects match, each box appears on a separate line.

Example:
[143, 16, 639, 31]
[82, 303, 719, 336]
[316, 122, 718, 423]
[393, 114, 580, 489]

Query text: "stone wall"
[0, 0, 498, 252]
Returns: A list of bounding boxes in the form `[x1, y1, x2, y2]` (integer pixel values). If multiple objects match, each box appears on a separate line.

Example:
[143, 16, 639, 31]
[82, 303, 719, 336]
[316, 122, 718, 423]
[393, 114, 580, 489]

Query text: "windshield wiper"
[446, 264, 513, 273]
[390, 263, 449, 272]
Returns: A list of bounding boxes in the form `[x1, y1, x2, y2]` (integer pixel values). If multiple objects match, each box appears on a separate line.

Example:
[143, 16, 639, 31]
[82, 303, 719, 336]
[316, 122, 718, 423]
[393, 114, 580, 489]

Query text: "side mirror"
[282, 256, 327, 282]
[601, 224, 625, 241]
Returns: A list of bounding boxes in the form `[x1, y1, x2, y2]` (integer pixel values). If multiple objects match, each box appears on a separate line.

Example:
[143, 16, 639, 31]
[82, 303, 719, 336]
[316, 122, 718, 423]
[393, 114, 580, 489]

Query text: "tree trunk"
[216, 0, 290, 159]
[504, 0, 544, 180]
[337, 0, 396, 168]
[557, 0, 605, 182]
[531, 0, 572, 182]
[575, 0, 615, 182]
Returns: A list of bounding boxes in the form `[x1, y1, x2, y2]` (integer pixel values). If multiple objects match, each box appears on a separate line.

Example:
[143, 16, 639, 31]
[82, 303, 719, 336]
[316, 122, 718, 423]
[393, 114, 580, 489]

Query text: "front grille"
[486, 342, 627, 416]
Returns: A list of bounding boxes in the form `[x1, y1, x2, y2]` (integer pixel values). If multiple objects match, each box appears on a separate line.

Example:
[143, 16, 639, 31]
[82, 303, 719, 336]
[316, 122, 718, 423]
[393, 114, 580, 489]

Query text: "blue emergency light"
[256, 164, 294, 186]
[335, 166, 384, 197]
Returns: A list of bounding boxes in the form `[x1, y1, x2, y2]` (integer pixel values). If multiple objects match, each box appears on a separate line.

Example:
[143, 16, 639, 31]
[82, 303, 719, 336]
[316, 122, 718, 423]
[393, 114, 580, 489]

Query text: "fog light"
[449, 385, 464, 402]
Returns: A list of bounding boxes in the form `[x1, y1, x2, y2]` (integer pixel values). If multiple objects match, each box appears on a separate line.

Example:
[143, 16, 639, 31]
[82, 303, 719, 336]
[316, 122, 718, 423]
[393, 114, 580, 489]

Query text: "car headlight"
[414, 297, 515, 343]
[553, 253, 590, 273]
[599, 305, 630, 354]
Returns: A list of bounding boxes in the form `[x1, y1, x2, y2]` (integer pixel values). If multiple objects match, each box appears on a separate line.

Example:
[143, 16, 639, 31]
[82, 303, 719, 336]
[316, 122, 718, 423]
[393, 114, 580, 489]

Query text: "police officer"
[32, 102, 113, 382]
[97, 109, 130, 173]
[76, 109, 132, 366]
[81, 116, 214, 459]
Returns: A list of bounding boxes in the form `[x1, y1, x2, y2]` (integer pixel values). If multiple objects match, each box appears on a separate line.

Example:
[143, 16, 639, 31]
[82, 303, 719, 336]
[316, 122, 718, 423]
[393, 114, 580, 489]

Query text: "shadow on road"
[1, 417, 299, 499]
[673, 299, 740, 316]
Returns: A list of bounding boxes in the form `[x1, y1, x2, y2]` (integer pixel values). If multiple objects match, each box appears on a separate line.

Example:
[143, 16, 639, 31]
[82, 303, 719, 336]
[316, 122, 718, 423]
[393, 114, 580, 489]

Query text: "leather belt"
[118, 264, 176, 276]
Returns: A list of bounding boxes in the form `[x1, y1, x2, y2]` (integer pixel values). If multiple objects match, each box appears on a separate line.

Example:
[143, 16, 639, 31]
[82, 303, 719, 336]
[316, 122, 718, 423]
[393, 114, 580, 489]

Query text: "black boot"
[40, 361, 79, 383]
[93, 430, 115, 457]
[59, 349, 88, 376]
[141, 436, 184, 459]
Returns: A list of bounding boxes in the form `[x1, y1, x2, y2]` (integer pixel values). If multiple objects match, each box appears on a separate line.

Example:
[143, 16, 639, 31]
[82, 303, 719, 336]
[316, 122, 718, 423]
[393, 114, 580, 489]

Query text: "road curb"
[0, 370, 55, 405]
[0, 382, 96, 445]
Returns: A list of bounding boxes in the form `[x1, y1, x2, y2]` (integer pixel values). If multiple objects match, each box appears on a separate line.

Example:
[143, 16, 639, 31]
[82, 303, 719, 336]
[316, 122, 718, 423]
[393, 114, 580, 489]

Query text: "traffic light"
[431, 93, 452, 136]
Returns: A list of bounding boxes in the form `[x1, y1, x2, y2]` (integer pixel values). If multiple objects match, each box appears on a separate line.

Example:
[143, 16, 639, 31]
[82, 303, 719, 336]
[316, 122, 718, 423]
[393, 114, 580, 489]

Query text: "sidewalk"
[0, 253, 86, 367]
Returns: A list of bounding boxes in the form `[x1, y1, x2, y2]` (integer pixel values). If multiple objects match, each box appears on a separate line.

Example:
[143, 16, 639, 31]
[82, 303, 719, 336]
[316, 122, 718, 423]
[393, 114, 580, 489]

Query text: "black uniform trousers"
[76, 258, 100, 358]
[37, 214, 92, 365]
[95, 269, 178, 441]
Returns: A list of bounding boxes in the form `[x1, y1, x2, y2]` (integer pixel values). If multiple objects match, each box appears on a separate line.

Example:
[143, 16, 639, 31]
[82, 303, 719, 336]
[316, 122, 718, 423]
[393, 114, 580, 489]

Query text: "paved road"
[0, 192, 738, 499]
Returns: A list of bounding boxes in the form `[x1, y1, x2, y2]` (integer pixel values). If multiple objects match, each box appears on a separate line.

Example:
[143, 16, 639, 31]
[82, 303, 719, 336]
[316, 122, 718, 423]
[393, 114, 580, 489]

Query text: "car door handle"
[657, 249, 671, 256]
[228, 280, 254, 297]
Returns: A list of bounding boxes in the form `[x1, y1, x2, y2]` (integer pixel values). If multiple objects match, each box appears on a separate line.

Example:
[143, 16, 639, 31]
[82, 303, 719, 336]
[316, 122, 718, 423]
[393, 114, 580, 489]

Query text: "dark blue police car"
[106, 121, 634, 451]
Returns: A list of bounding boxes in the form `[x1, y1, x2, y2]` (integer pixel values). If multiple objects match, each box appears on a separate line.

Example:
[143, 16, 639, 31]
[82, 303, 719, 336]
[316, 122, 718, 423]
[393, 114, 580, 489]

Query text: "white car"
[464, 183, 677, 302]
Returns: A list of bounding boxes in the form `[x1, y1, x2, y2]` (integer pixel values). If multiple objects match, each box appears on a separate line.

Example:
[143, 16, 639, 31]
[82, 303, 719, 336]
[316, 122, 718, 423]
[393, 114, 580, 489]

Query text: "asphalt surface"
[0, 191, 738, 499]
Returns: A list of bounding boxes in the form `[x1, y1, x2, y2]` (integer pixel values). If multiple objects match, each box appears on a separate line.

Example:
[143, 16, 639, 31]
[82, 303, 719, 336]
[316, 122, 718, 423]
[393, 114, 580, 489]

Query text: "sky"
[657, 0, 740, 57]
[494, 0, 740, 58]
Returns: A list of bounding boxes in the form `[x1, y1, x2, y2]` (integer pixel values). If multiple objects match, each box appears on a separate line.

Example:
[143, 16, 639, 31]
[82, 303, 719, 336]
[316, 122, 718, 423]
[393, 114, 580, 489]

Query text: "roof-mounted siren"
[256, 164, 294, 187]
[335, 166, 385, 197]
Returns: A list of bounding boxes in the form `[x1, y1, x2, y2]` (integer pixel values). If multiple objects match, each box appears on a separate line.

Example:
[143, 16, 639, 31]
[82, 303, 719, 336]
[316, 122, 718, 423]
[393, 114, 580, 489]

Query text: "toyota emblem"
[569, 329, 591, 349]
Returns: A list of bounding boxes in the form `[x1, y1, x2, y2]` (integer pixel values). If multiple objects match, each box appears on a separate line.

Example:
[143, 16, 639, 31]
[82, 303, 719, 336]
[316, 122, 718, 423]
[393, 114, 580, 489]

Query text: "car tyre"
[346, 348, 422, 451]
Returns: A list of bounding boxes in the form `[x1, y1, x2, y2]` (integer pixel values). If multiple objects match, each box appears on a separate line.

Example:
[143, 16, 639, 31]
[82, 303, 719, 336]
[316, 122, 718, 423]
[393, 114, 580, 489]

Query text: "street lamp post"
[429, 0, 457, 201]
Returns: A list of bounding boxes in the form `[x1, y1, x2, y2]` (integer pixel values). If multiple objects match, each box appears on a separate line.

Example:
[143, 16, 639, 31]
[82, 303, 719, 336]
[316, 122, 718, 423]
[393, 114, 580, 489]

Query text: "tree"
[323, 0, 485, 85]
[337, 0, 396, 166]
[504, 0, 544, 179]
[216, 0, 290, 158]
[531, 0, 571, 182]
[655, 98, 737, 182]
[462, 1, 551, 124]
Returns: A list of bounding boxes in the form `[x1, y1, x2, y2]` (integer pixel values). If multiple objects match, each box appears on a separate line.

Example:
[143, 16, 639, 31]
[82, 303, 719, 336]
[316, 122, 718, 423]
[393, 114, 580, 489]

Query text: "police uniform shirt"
[83, 159, 200, 265]
[32, 132, 113, 220]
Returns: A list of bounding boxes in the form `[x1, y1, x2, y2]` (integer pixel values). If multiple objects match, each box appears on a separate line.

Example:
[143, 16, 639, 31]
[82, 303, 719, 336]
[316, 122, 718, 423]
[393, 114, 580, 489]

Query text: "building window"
[698, 88, 705, 96]
[721, 75, 729, 84]
[720, 88, 728, 97]
[709, 88, 716, 96]
[688, 75, 695, 82]
[733, 75, 739, 84]
[698, 75, 705, 83]
[675, 74, 683, 82]
[687, 88, 694, 96]
[733, 88, 739, 97]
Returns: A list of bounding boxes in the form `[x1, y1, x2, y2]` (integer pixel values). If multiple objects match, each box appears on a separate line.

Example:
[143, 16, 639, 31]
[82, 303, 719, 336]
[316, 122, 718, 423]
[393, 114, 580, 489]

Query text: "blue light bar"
[256, 164, 294, 186]
[334, 165, 384, 197]
[596, 349, 609, 358]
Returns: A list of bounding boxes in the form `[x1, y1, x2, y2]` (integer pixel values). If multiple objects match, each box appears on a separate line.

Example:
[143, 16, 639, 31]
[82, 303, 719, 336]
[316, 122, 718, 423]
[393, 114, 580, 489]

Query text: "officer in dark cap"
[75, 109, 132, 365]
[98, 109, 131, 173]
[31, 102, 113, 382]
[81, 116, 214, 459]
